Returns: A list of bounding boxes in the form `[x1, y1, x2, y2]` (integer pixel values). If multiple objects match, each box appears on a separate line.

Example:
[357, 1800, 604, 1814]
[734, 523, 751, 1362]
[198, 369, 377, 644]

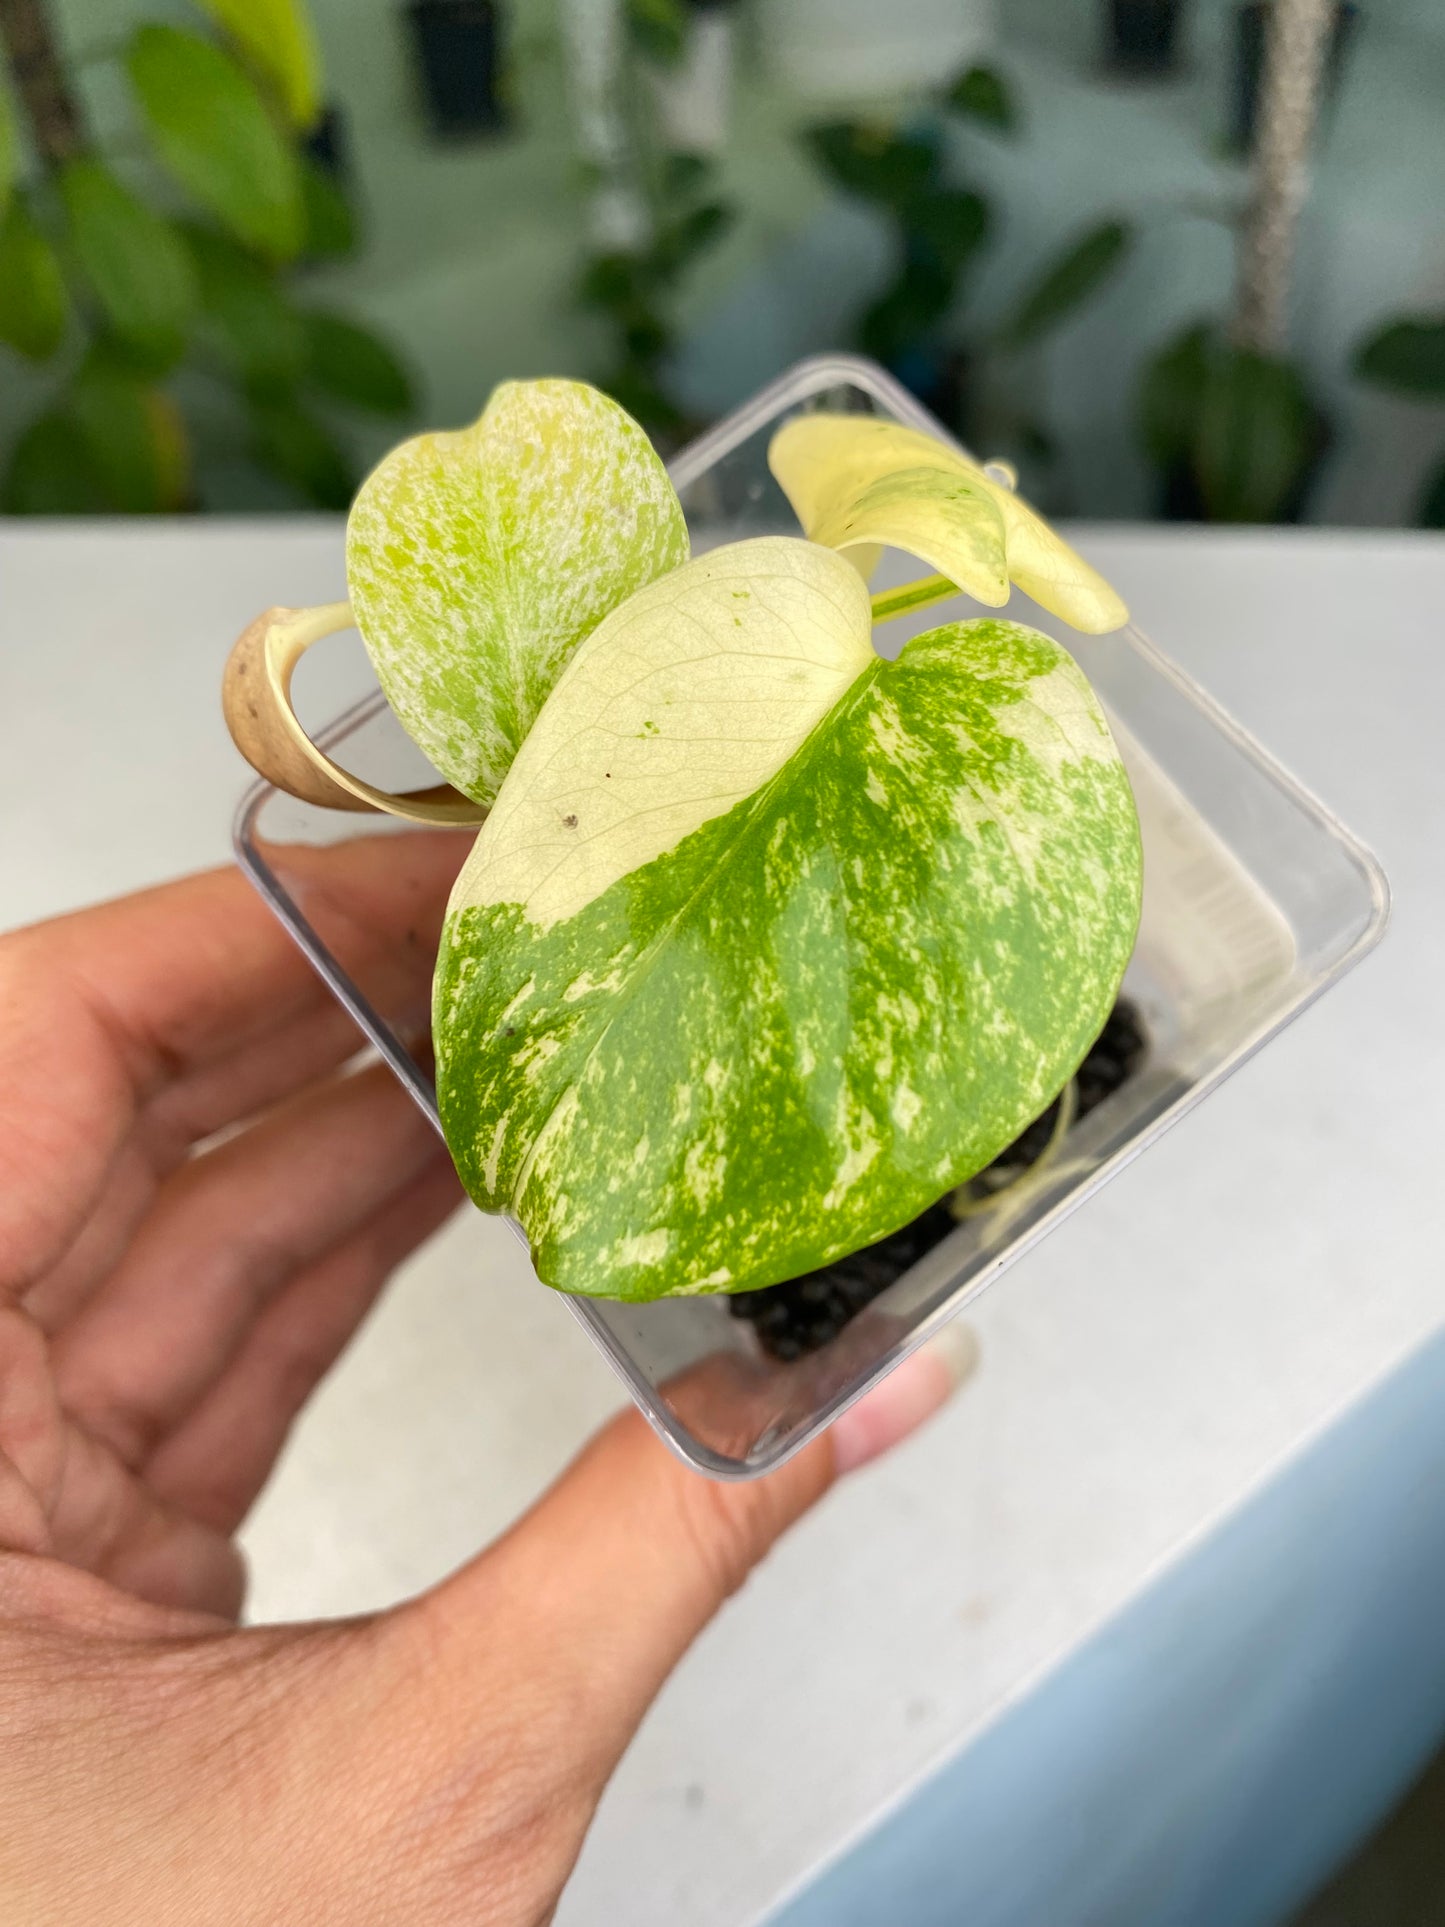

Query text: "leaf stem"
[869, 572, 957, 625]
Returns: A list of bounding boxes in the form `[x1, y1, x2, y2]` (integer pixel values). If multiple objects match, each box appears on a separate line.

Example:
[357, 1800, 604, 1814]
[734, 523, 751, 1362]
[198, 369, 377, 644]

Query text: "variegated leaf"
[769, 413, 1128, 634]
[435, 536, 1141, 1302]
[346, 378, 689, 805]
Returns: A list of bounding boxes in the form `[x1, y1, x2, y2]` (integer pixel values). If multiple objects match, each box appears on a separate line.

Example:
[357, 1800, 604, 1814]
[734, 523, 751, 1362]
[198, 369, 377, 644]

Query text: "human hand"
[0, 845, 968, 1925]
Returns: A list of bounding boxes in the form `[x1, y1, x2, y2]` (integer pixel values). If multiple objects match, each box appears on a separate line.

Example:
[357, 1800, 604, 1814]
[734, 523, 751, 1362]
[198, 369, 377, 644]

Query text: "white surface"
[1, 521, 1440, 1925]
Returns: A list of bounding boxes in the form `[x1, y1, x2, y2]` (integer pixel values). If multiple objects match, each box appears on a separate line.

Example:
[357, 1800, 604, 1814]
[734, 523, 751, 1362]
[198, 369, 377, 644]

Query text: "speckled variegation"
[434, 538, 1141, 1303]
[346, 378, 688, 804]
[769, 413, 1129, 634]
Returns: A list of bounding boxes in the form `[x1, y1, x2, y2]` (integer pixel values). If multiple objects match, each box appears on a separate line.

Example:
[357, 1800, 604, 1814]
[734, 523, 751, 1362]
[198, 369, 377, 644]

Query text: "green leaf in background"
[182, 223, 306, 396]
[807, 123, 939, 211]
[302, 309, 413, 414]
[1354, 316, 1445, 400]
[346, 379, 690, 803]
[945, 65, 1017, 132]
[59, 158, 197, 371]
[3, 414, 111, 514]
[249, 396, 355, 507]
[0, 195, 69, 361]
[664, 152, 711, 199]
[434, 538, 1141, 1302]
[908, 187, 989, 274]
[602, 360, 684, 436]
[1419, 457, 1445, 530]
[67, 352, 191, 512]
[653, 199, 734, 274]
[625, 0, 689, 64]
[1000, 219, 1132, 352]
[1194, 345, 1317, 523]
[1137, 320, 1212, 467]
[0, 79, 16, 216]
[859, 258, 954, 365]
[191, 0, 323, 129]
[577, 251, 648, 314]
[126, 25, 304, 261]
[300, 155, 357, 259]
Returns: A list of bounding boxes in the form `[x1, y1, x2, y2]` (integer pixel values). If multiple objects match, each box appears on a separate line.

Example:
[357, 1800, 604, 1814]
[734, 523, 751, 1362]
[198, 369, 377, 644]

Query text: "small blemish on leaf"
[563, 813, 578, 828]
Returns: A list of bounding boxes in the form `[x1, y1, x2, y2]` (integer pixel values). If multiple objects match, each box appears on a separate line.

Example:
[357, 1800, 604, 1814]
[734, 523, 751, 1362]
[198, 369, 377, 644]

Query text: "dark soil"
[729, 997, 1148, 1362]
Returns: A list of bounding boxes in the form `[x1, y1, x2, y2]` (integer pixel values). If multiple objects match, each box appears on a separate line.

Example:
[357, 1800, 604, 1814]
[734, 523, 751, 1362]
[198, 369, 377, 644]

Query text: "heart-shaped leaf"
[0, 194, 69, 362]
[769, 414, 1128, 634]
[126, 25, 304, 261]
[346, 378, 689, 805]
[435, 536, 1141, 1302]
[59, 159, 198, 372]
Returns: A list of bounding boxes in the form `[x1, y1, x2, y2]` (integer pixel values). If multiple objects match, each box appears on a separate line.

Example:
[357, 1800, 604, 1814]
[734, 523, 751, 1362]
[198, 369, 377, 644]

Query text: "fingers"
[0, 833, 465, 1301]
[42, 1416, 247, 1620]
[404, 1330, 972, 1794]
[144, 1159, 462, 1536]
[15, 832, 467, 1103]
[51, 1061, 449, 1467]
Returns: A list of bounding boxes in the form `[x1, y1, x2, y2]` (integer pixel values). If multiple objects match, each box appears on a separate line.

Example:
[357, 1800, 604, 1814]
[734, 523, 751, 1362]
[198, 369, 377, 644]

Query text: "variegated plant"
[225, 379, 1142, 1304]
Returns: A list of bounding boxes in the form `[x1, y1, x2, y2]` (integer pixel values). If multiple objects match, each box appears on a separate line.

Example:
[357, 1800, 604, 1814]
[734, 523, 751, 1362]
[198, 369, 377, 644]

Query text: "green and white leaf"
[435, 536, 1141, 1303]
[347, 378, 689, 805]
[769, 413, 1128, 634]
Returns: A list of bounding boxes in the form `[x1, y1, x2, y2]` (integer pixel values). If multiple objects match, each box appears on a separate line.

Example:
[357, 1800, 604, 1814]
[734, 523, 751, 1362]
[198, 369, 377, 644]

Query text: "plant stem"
[1232, 0, 1333, 356]
[0, 0, 85, 169]
[870, 572, 957, 624]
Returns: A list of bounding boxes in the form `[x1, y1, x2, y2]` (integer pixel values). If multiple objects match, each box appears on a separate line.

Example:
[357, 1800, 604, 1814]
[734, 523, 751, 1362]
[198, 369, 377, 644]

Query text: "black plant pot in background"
[1105, 0, 1189, 77]
[1230, 1, 1358, 154]
[303, 102, 351, 183]
[405, 0, 510, 141]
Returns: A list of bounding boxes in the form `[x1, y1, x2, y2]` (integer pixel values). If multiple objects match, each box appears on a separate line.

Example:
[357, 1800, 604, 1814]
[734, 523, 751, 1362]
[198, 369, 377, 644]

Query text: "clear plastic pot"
[234, 354, 1389, 1479]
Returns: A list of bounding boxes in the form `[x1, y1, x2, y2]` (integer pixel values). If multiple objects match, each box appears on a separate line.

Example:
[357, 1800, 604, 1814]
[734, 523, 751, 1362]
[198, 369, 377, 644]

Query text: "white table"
[2, 522, 1440, 1926]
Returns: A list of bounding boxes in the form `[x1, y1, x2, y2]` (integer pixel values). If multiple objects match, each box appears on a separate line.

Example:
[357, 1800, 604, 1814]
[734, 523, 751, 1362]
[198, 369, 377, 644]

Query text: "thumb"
[418, 1324, 975, 1782]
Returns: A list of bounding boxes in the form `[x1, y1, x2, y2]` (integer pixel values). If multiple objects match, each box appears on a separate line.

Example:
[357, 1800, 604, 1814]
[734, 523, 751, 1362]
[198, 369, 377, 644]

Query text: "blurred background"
[1, 0, 1441, 526]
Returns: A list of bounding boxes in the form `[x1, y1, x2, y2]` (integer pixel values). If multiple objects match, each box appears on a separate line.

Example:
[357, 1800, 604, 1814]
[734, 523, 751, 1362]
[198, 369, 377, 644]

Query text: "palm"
[0, 838, 465, 1619]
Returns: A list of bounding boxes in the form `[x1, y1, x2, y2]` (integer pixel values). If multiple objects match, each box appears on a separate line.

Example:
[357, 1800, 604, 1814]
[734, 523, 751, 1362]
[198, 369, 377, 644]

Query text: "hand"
[0, 845, 968, 1925]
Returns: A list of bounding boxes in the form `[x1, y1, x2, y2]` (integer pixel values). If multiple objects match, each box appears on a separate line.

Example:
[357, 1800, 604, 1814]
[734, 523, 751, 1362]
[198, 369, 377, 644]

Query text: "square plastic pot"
[234, 354, 1389, 1479]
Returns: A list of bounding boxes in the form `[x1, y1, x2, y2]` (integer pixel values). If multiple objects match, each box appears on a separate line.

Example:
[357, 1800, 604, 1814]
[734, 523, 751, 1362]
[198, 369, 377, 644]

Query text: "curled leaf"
[346, 378, 689, 805]
[769, 413, 1128, 634]
[435, 537, 1141, 1302]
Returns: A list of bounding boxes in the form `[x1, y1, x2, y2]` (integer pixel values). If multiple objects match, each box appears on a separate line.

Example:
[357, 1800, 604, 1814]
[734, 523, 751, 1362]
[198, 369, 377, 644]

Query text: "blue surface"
[770, 1327, 1445, 1927]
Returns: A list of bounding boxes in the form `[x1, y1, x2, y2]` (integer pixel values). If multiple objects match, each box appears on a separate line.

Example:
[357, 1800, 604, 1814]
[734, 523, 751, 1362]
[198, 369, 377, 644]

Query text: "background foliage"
[0, 0, 413, 511]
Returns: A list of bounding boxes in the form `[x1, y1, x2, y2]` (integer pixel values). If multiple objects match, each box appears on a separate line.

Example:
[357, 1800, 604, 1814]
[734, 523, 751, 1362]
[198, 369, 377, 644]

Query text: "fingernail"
[830, 1321, 979, 1476]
